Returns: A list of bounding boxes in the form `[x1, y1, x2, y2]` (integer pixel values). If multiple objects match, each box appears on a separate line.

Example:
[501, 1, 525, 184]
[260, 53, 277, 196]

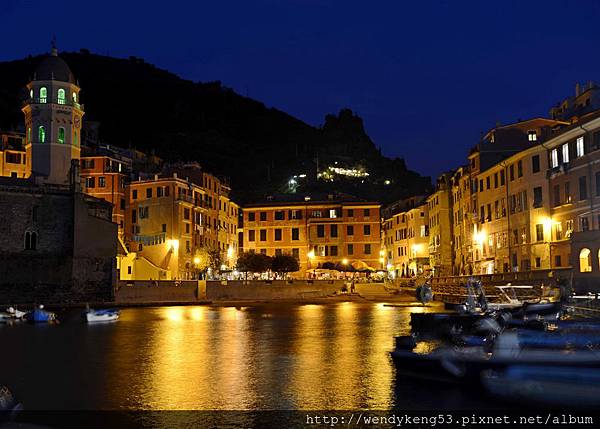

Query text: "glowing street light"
[342, 258, 349, 265]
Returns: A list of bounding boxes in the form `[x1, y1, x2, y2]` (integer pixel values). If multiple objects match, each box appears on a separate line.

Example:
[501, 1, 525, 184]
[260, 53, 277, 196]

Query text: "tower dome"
[34, 45, 76, 83]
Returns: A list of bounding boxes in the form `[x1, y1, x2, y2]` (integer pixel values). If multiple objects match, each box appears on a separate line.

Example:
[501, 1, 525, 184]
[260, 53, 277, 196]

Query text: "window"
[85, 177, 95, 188]
[500, 170, 505, 186]
[330, 246, 338, 256]
[40, 87, 47, 102]
[98, 176, 106, 187]
[553, 184, 560, 207]
[331, 224, 338, 237]
[260, 212, 267, 221]
[27, 127, 31, 143]
[494, 173, 498, 188]
[248, 230, 255, 242]
[364, 244, 372, 254]
[183, 208, 190, 220]
[24, 231, 38, 250]
[274, 229, 282, 241]
[57, 88, 65, 104]
[596, 172, 600, 197]
[532, 155, 540, 173]
[131, 209, 137, 223]
[146, 188, 152, 198]
[74, 131, 79, 146]
[292, 228, 299, 240]
[38, 126, 45, 143]
[486, 176, 490, 189]
[364, 208, 370, 216]
[518, 160, 523, 177]
[551, 149, 559, 168]
[347, 244, 354, 255]
[580, 248, 592, 272]
[329, 209, 337, 218]
[347, 209, 354, 217]
[72, 92, 77, 103]
[347, 225, 354, 236]
[132, 190, 138, 200]
[139, 206, 149, 219]
[259, 230, 267, 241]
[248, 212, 255, 221]
[562, 143, 569, 164]
[275, 249, 282, 257]
[317, 225, 325, 238]
[274, 211, 285, 220]
[555, 255, 562, 267]
[509, 164, 515, 181]
[536, 224, 544, 242]
[364, 225, 371, 235]
[57, 127, 65, 144]
[528, 130, 537, 141]
[581, 216, 589, 232]
[535, 257, 541, 268]
[162, 224, 167, 233]
[579, 176, 588, 200]
[533, 186, 543, 207]
[565, 182, 571, 203]
[577, 137, 585, 157]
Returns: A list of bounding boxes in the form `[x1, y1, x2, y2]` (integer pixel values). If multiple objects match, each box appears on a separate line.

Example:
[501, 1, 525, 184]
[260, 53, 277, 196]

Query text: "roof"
[34, 50, 76, 84]
[244, 192, 380, 208]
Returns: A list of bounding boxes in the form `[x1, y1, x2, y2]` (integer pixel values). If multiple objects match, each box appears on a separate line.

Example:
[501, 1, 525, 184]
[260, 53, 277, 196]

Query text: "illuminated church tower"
[22, 42, 84, 185]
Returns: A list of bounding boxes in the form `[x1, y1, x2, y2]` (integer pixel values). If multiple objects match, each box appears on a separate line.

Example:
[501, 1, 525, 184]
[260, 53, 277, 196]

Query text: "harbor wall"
[113, 279, 399, 304]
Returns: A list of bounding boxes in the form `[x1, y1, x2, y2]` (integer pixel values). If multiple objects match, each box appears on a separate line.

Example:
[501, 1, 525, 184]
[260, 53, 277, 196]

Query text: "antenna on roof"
[51, 35, 58, 56]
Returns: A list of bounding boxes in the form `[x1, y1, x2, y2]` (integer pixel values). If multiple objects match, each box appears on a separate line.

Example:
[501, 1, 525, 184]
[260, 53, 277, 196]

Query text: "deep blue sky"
[2, 0, 600, 178]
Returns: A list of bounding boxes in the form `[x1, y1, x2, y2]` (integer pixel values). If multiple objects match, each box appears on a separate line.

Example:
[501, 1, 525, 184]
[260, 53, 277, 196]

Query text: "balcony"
[23, 97, 83, 110]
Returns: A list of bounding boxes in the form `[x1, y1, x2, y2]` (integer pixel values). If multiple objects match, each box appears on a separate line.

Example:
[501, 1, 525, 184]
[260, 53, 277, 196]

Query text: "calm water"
[0, 303, 495, 411]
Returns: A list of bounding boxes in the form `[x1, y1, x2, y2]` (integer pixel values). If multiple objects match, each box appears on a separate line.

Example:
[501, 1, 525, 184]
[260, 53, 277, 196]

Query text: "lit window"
[38, 126, 45, 143]
[551, 149, 558, 168]
[72, 92, 77, 103]
[74, 131, 79, 146]
[27, 127, 31, 143]
[29, 89, 33, 99]
[528, 130, 537, 141]
[57, 88, 65, 104]
[577, 136, 585, 157]
[580, 248, 592, 272]
[58, 127, 65, 144]
[329, 209, 337, 218]
[562, 143, 569, 164]
[40, 87, 47, 103]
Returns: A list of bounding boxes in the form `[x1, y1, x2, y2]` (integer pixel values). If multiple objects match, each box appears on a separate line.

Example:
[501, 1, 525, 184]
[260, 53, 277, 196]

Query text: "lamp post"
[307, 249, 316, 279]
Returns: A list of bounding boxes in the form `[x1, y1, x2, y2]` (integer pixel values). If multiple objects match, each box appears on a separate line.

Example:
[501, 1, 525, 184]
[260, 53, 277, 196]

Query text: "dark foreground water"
[0, 303, 497, 411]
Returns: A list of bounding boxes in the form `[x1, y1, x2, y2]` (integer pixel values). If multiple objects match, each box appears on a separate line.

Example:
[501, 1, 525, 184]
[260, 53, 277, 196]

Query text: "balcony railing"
[23, 97, 83, 110]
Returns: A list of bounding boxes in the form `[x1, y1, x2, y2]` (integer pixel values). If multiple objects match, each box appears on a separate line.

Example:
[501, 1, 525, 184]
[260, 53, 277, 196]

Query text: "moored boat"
[85, 308, 120, 323]
[24, 306, 57, 323]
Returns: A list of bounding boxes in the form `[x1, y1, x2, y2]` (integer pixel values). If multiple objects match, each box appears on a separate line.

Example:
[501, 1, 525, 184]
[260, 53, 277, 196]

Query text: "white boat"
[0, 307, 26, 323]
[85, 308, 120, 323]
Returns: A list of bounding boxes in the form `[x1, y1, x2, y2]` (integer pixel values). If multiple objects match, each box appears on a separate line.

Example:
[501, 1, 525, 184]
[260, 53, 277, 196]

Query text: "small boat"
[85, 308, 120, 323]
[482, 366, 600, 407]
[0, 307, 26, 323]
[0, 385, 23, 415]
[24, 306, 57, 323]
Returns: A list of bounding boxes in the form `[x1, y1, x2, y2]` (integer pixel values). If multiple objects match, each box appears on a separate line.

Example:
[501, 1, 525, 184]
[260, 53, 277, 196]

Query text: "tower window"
[38, 126, 46, 143]
[40, 87, 47, 103]
[72, 92, 77, 103]
[29, 89, 33, 99]
[27, 127, 31, 143]
[58, 127, 65, 144]
[24, 231, 38, 250]
[74, 131, 79, 146]
[57, 88, 66, 104]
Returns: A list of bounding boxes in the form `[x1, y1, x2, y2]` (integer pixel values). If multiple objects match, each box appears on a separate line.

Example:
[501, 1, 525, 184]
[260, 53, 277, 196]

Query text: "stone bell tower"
[22, 42, 84, 185]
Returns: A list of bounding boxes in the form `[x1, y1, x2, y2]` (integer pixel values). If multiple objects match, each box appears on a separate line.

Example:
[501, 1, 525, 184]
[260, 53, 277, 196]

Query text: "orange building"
[242, 194, 381, 277]
[80, 151, 131, 239]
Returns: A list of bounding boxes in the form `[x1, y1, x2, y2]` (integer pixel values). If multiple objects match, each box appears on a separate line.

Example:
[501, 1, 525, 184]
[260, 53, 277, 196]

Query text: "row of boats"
[391, 280, 600, 407]
[0, 305, 120, 324]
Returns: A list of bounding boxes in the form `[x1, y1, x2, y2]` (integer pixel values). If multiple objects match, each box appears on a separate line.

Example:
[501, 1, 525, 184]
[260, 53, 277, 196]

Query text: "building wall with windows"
[124, 168, 239, 280]
[451, 166, 474, 275]
[0, 132, 28, 179]
[382, 202, 429, 278]
[81, 155, 130, 239]
[427, 174, 454, 275]
[243, 196, 381, 276]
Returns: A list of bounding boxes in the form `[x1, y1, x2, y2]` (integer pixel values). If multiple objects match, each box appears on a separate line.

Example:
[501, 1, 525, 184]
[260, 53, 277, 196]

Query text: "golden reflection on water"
[118, 303, 409, 410]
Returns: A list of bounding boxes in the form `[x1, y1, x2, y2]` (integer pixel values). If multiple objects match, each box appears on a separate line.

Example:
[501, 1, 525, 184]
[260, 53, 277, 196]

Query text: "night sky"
[2, 0, 600, 178]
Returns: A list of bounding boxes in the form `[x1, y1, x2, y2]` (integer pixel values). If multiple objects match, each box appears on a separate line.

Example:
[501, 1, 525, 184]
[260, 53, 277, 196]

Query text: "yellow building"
[0, 131, 28, 178]
[382, 199, 430, 278]
[428, 174, 454, 275]
[122, 163, 239, 280]
[451, 166, 474, 275]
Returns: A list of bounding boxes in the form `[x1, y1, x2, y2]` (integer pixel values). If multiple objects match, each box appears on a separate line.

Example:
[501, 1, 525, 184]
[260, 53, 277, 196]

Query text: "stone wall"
[115, 281, 202, 304]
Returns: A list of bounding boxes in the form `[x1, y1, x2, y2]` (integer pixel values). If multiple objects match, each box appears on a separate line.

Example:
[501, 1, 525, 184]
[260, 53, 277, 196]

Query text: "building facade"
[242, 195, 381, 277]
